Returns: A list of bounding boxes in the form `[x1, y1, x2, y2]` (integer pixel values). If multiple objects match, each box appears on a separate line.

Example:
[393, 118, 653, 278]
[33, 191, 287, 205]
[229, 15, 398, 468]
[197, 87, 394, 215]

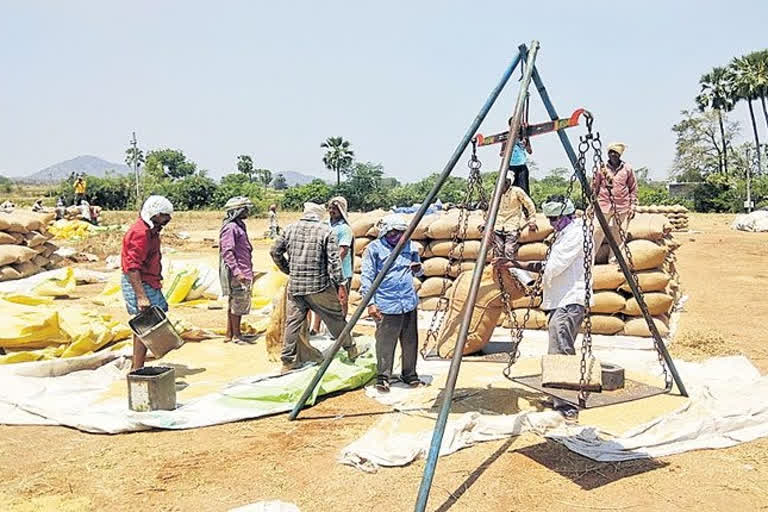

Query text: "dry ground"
[1, 212, 767, 511]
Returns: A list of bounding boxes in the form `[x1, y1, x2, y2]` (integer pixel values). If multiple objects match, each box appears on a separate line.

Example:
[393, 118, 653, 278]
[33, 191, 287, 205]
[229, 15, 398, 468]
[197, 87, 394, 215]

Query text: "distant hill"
[274, 170, 324, 186]
[22, 155, 131, 183]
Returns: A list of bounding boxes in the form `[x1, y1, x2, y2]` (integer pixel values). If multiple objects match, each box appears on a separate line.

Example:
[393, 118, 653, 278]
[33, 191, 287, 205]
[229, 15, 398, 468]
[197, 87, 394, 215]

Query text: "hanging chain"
[424, 140, 488, 349]
[598, 149, 673, 390]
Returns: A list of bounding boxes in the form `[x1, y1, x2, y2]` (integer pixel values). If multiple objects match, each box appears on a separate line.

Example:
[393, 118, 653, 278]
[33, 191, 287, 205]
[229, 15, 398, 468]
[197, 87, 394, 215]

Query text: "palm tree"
[730, 55, 764, 174]
[696, 67, 735, 173]
[321, 137, 354, 186]
[751, 49, 768, 132]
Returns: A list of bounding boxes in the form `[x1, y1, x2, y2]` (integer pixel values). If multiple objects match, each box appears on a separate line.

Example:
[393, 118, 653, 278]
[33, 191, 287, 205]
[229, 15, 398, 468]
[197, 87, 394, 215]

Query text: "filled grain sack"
[510, 294, 542, 309]
[412, 277, 422, 292]
[41, 242, 57, 258]
[426, 265, 524, 358]
[623, 292, 674, 316]
[412, 214, 439, 240]
[412, 240, 424, 257]
[517, 242, 548, 261]
[422, 257, 451, 277]
[586, 314, 625, 335]
[349, 290, 363, 306]
[449, 261, 476, 278]
[351, 274, 361, 290]
[626, 239, 668, 271]
[354, 257, 362, 273]
[500, 308, 548, 329]
[428, 239, 481, 259]
[0, 232, 17, 245]
[626, 213, 672, 241]
[619, 270, 671, 293]
[13, 261, 40, 278]
[426, 211, 462, 240]
[0, 245, 38, 266]
[593, 264, 625, 290]
[0, 265, 22, 282]
[418, 277, 453, 298]
[354, 237, 373, 256]
[419, 297, 443, 311]
[592, 291, 626, 314]
[23, 231, 49, 248]
[351, 209, 385, 237]
[518, 215, 554, 243]
[623, 316, 670, 338]
[0, 217, 9, 231]
[32, 255, 49, 268]
[0, 211, 44, 233]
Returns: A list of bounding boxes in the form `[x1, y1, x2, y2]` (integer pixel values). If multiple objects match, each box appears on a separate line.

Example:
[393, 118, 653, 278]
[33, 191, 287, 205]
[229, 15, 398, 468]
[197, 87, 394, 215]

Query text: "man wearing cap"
[270, 202, 365, 371]
[494, 195, 591, 420]
[360, 214, 424, 392]
[219, 196, 254, 344]
[592, 142, 637, 257]
[121, 195, 173, 370]
[311, 196, 354, 334]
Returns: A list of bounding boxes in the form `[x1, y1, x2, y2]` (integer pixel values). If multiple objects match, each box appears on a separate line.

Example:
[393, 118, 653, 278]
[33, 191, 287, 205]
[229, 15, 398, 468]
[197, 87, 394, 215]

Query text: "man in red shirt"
[121, 195, 174, 370]
[592, 142, 638, 259]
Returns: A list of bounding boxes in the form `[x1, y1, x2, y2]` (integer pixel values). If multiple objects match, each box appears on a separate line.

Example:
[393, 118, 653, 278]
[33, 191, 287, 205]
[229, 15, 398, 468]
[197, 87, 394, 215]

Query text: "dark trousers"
[510, 164, 530, 196]
[283, 286, 352, 365]
[547, 304, 586, 409]
[493, 230, 520, 260]
[375, 309, 419, 381]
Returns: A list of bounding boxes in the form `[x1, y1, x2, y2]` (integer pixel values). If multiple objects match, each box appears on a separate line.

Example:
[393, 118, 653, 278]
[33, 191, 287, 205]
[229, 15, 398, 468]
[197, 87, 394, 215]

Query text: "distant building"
[667, 182, 701, 201]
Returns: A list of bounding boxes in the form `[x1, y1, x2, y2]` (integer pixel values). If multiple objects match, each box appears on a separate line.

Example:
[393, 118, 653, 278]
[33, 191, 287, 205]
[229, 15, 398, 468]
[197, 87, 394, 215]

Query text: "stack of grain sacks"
[348, 209, 681, 338]
[0, 210, 64, 282]
[635, 205, 689, 231]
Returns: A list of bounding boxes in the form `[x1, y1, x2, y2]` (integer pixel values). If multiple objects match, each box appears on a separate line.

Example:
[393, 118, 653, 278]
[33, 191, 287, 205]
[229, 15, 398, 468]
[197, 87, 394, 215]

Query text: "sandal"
[402, 376, 425, 388]
[375, 378, 390, 393]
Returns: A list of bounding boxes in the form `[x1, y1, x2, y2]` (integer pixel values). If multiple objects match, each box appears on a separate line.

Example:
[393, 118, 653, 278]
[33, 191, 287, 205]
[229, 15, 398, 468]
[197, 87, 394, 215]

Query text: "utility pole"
[130, 131, 141, 211]
[745, 147, 754, 213]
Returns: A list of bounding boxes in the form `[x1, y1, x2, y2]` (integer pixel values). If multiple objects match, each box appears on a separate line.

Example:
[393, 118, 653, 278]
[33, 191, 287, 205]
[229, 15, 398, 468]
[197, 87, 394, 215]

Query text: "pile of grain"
[0, 210, 64, 282]
[635, 205, 689, 231]
[347, 210, 682, 338]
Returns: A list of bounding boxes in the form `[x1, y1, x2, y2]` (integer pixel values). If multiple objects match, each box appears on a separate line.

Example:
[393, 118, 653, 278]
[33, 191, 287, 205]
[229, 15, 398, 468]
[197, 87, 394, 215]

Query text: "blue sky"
[1, 1, 766, 182]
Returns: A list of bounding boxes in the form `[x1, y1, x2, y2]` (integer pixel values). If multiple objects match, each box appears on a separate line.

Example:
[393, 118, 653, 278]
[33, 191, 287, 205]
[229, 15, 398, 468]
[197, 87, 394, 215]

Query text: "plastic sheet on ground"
[0, 336, 376, 433]
[0, 267, 108, 295]
[731, 210, 768, 232]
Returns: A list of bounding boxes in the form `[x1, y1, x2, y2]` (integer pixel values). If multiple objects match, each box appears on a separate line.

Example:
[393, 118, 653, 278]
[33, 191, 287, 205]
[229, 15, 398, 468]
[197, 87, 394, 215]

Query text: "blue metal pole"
[287, 49, 525, 421]
[530, 64, 688, 398]
[414, 41, 541, 512]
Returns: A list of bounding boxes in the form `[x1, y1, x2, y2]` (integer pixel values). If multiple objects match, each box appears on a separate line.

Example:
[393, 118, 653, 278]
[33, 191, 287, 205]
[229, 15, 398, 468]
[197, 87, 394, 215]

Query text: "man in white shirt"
[494, 195, 591, 420]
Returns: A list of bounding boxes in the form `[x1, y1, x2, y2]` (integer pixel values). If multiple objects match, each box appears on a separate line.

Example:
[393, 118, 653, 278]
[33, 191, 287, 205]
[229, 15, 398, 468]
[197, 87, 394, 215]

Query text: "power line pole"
[130, 131, 141, 211]
[745, 146, 754, 213]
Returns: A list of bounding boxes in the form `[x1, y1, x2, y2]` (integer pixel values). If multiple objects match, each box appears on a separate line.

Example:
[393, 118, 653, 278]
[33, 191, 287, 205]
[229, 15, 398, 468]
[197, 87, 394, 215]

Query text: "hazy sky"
[2, 1, 766, 182]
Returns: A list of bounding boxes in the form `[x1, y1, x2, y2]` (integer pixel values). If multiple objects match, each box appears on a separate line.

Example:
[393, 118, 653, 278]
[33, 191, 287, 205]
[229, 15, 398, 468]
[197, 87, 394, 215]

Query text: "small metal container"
[127, 366, 176, 412]
[601, 363, 625, 391]
[128, 306, 184, 358]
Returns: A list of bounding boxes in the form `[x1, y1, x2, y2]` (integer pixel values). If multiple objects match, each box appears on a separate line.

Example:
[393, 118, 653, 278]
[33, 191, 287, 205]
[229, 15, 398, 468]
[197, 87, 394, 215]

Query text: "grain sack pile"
[349, 210, 682, 338]
[0, 210, 65, 282]
[635, 204, 689, 231]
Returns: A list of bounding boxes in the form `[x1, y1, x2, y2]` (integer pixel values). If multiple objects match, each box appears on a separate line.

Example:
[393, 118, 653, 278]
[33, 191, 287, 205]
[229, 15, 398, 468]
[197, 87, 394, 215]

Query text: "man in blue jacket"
[360, 214, 424, 392]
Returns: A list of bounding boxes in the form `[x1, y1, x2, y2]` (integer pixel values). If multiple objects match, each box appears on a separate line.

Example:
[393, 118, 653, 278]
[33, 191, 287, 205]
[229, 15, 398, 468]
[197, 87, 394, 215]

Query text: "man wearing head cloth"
[219, 196, 255, 344]
[270, 201, 365, 372]
[360, 214, 424, 392]
[592, 142, 638, 259]
[121, 195, 174, 370]
[495, 195, 592, 419]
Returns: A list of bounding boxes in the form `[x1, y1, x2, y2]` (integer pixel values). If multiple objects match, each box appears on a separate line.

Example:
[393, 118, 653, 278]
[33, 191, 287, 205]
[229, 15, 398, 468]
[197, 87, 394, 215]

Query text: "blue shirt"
[331, 219, 354, 280]
[360, 238, 422, 315]
[510, 141, 527, 166]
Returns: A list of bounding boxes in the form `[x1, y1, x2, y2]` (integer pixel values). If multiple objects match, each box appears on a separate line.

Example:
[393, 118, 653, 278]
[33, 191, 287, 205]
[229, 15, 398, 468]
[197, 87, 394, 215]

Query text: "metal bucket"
[128, 306, 184, 358]
[127, 366, 176, 412]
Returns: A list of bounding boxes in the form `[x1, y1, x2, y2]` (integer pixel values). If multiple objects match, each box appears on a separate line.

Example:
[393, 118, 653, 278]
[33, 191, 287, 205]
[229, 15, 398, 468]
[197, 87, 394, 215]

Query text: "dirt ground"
[1, 212, 768, 511]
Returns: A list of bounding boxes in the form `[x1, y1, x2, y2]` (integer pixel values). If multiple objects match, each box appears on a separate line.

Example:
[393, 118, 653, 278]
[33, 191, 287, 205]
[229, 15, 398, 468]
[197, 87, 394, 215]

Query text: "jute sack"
[423, 257, 450, 277]
[0, 216, 9, 231]
[627, 239, 668, 270]
[351, 274, 361, 290]
[623, 292, 674, 316]
[418, 277, 452, 298]
[0, 265, 22, 282]
[419, 297, 443, 311]
[413, 277, 422, 292]
[412, 214, 439, 240]
[0, 232, 17, 245]
[500, 308, 548, 329]
[592, 291, 626, 314]
[349, 290, 362, 306]
[627, 213, 672, 241]
[429, 239, 481, 259]
[33, 255, 49, 268]
[517, 242, 548, 261]
[0, 211, 44, 233]
[0, 245, 38, 266]
[354, 237, 373, 256]
[593, 265, 625, 290]
[426, 211, 462, 239]
[619, 270, 670, 293]
[428, 266, 524, 357]
[449, 261, 476, 278]
[518, 215, 554, 243]
[586, 314, 625, 335]
[351, 209, 386, 238]
[510, 294, 542, 309]
[13, 261, 40, 278]
[623, 316, 670, 338]
[23, 231, 49, 248]
[412, 240, 424, 257]
[41, 242, 57, 258]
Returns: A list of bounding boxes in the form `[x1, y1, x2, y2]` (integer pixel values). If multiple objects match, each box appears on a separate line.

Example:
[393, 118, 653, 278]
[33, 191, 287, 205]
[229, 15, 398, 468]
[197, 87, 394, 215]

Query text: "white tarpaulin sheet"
[731, 210, 768, 232]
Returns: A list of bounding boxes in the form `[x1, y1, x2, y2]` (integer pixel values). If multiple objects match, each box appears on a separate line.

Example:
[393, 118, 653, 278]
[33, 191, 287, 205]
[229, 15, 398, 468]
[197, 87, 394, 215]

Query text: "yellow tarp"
[32, 267, 76, 297]
[48, 219, 96, 240]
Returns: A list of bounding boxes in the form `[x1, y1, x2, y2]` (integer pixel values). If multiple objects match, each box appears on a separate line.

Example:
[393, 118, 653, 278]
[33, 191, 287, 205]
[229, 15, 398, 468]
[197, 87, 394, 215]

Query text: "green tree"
[282, 179, 333, 210]
[321, 136, 354, 186]
[273, 173, 288, 190]
[336, 161, 389, 210]
[237, 155, 255, 182]
[145, 149, 197, 180]
[671, 109, 740, 181]
[730, 54, 765, 174]
[125, 145, 145, 170]
[255, 168, 273, 187]
[696, 66, 735, 174]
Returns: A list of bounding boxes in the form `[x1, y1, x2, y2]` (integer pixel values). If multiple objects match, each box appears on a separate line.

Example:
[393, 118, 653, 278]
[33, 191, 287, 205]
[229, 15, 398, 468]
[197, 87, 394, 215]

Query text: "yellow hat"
[607, 142, 627, 155]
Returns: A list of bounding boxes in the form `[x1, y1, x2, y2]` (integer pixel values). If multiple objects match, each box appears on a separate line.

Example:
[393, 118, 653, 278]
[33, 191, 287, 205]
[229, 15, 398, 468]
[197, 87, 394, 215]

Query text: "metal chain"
[424, 141, 487, 349]
[599, 150, 673, 389]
